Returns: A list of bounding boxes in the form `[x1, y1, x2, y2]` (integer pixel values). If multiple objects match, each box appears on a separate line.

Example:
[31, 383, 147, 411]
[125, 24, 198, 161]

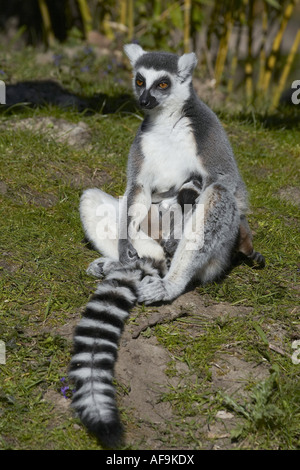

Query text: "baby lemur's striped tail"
[69, 258, 166, 448]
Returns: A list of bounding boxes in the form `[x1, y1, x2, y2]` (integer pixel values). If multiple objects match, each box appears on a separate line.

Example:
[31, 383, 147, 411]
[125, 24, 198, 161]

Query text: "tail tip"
[81, 414, 124, 448]
[94, 421, 124, 449]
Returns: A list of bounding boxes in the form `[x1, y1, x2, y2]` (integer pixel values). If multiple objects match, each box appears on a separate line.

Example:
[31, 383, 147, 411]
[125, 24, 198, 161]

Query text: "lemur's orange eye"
[158, 82, 169, 89]
[136, 79, 144, 87]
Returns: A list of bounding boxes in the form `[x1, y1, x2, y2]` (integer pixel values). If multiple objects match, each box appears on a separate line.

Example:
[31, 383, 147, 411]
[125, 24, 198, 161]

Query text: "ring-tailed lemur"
[70, 44, 265, 447]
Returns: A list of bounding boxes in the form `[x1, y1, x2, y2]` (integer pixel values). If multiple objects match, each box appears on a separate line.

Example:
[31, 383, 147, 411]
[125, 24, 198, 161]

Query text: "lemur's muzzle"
[139, 90, 158, 109]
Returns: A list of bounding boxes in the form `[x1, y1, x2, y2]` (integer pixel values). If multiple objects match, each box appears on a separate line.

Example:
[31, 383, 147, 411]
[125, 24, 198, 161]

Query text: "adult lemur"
[69, 44, 265, 447]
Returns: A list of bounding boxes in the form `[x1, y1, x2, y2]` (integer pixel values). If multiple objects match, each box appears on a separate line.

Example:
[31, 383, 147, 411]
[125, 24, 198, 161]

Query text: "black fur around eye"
[153, 76, 171, 91]
[136, 74, 145, 87]
[158, 82, 169, 89]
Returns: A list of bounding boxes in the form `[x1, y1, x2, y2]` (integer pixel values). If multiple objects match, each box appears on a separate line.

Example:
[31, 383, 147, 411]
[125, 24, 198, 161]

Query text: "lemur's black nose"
[139, 89, 159, 109]
[140, 98, 150, 107]
[139, 91, 151, 108]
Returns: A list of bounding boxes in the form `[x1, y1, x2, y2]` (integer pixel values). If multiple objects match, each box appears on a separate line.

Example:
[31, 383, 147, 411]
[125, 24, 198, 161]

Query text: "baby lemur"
[69, 44, 265, 447]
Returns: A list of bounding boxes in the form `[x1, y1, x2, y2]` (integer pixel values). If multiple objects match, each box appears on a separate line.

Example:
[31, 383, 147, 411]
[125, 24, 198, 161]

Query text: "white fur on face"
[134, 67, 170, 90]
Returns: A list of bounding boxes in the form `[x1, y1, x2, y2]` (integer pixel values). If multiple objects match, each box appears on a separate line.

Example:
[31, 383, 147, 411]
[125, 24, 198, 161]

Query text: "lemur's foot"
[249, 250, 265, 268]
[86, 257, 121, 278]
[137, 277, 174, 304]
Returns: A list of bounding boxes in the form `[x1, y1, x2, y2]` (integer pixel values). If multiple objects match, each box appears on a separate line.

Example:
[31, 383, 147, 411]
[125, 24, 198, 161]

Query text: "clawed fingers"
[138, 278, 168, 305]
[86, 258, 105, 278]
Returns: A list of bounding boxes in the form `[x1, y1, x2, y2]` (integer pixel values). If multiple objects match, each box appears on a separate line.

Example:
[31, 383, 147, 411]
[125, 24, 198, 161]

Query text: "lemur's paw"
[86, 257, 121, 278]
[137, 277, 172, 305]
[86, 258, 105, 278]
[139, 275, 157, 285]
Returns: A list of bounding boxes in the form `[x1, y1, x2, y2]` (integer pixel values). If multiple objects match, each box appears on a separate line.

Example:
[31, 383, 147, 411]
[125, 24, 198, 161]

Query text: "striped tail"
[69, 259, 166, 447]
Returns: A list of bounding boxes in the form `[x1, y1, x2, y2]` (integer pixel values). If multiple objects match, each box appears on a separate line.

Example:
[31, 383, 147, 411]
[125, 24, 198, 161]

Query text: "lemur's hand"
[119, 239, 139, 265]
[86, 257, 124, 278]
[137, 277, 172, 304]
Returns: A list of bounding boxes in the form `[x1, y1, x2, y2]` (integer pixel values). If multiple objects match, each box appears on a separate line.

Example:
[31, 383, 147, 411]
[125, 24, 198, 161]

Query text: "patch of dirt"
[54, 310, 81, 340]
[116, 330, 182, 449]
[113, 292, 268, 449]
[1, 180, 60, 208]
[20, 185, 59, 208]
[131, 290, 252, 339]
[62, 166, 112, 190]
[277, 186, 300, 208]
[7, 117, 91, 148]
[54, 290, 270, 449]
[0, 181, 8, 195]
[43, 389, 71, 415]
[0, 251, 21, 273]
[210, 355, 268, 397]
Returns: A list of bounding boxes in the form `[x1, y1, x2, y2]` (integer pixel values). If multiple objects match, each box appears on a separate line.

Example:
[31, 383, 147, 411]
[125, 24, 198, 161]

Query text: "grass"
[0, 41, 299, 450]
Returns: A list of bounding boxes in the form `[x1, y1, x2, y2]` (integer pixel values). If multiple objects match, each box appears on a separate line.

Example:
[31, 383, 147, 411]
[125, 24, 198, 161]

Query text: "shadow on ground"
[2, 79, 137, 115]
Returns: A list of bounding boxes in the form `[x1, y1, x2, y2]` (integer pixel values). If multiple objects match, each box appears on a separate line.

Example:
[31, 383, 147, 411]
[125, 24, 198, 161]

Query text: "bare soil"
[47, 290, 272, 450]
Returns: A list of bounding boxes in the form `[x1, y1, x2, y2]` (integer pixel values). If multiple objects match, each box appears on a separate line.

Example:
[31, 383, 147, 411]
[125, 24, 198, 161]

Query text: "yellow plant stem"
[120, 0, 127, 27]
[245, 62, 253, 104]
[77, 0, 93, 34]
[257, 2, 268, 92]
[215, 11, 233, 86]
[227, 2, 247, 95]
[227, 54, 238, 95]
[38, 0, 55, 46]
[263, 0, 298, 93]
[271, 29, 300, 110]
[103, 13, 114, 40]
[245, 0, 255, 105]
[184, 0, 192, 53]
[128, 0, 134, 40]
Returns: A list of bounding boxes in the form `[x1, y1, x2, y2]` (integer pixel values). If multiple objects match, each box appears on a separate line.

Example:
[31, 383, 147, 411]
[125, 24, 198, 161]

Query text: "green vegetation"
[0, 42, 299, 450]
[3, 0, 299, 111]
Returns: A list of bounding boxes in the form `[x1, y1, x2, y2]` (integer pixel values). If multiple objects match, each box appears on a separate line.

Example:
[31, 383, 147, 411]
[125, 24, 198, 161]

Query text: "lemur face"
[124, 44, 198, 112]
[134, 67, 173, 110]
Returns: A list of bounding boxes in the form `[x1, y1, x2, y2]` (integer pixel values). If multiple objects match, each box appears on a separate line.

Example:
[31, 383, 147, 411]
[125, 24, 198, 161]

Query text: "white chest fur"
[139, 114, 206, 193]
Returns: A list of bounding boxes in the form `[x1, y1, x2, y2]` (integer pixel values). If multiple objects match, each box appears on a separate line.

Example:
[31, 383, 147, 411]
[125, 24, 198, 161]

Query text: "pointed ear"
[124, 43, 145, 67]
[177, 52, 197, 81]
